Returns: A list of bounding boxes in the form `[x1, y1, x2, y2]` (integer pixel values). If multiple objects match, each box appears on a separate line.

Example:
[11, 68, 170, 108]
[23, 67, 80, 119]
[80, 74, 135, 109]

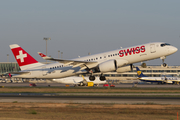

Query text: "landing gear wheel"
[163, 63, 167, 67]
[100, 76, 106, 81]
[89, 76, 95, 81]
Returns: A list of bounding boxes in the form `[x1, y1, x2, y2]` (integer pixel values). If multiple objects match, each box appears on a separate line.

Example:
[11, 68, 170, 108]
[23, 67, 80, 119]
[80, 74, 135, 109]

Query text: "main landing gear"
[89, 74, 106, 81]
[100, 75, 106, 81]
[89, 75, 95, 81]
[88, 69, 106, 81]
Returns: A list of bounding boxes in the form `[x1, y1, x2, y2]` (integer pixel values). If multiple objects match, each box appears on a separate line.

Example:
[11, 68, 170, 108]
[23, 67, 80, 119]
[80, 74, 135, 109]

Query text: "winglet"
[136, 67, 147, 77]
[38, 52, 52, 60]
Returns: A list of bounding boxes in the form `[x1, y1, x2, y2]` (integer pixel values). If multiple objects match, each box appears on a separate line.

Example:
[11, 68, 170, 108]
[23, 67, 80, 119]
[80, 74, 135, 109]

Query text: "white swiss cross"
[16, 50, 27, 63]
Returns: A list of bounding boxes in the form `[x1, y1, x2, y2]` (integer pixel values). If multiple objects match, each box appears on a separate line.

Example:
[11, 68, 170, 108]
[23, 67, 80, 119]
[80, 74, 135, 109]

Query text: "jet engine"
[98, 60, 117, 73]
[98, 59, 129, 73]
[116, 64, 133, 73]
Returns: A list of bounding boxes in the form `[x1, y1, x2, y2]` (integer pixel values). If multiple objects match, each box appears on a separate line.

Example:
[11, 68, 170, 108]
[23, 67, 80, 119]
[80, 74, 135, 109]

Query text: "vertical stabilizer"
[10, 44, 43, 70]
[136, 67, 147, 77]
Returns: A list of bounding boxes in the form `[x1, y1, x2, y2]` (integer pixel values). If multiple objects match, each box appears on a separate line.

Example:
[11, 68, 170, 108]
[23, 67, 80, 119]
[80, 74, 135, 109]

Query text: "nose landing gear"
[161, 56, 167, 67]
[163, 63, 167, 67]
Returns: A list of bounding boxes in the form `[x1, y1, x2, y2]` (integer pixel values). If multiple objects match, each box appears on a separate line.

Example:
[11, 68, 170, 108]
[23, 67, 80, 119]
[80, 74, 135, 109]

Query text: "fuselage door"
[150, 44, 156, 53]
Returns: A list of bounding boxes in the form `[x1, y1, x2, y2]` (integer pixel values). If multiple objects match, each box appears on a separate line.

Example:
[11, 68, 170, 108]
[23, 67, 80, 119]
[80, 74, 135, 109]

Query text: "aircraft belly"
[140, 77, 162, 81]
[12, 71, 41, 78]
[40, 70, 76, 79]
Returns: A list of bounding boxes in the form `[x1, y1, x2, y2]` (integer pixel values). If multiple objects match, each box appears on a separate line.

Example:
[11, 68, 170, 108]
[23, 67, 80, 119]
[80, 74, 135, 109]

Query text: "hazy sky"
[1, 0, 180, 65]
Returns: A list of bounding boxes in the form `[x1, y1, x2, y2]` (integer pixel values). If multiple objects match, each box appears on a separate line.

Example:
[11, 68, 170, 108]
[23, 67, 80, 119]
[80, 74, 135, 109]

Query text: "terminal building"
[0, 62, 180, 82]
[0, 62, 20, 75]
[103, 65, 180, 83]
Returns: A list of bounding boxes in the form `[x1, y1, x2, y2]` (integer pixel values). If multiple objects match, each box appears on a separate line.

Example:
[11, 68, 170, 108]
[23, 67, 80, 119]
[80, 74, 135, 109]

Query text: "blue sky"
[0, 0, 180, 65]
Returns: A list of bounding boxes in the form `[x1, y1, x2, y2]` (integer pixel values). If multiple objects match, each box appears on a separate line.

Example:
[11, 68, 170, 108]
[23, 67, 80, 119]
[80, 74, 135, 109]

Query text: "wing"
[38, 52, 98, 70]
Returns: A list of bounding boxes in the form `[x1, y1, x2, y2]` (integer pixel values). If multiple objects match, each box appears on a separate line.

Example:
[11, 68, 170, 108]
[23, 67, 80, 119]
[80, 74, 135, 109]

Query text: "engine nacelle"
[116, 65, 133, 73]
[98, 60, 117, 73]
[115, 59, 129, 67]
[98, 59, 129, 73]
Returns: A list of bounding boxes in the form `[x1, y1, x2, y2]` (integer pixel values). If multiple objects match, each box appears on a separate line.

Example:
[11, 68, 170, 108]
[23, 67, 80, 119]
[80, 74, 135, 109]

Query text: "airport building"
[88, 65, 180, 81]
[0, 62, 20, 75]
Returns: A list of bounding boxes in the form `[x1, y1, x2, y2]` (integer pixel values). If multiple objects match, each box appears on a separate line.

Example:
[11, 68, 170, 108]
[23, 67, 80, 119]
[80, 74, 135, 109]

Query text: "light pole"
[43, 37, 51, 63]
[58, 50, 60, 58]
[61, 52, 63, 59]
[7, 54, 9, 62]
[43, 37, 51, 56]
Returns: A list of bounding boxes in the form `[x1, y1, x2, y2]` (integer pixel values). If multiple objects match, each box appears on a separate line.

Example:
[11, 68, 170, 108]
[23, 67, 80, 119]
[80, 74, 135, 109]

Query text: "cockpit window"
[161, 43, 171, 47]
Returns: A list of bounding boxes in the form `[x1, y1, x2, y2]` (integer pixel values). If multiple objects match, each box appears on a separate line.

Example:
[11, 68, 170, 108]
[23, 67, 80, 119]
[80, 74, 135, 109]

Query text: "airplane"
[136, 67, 180, 84]
[51, 75, 106, 87]
[9, 42, 177, 81]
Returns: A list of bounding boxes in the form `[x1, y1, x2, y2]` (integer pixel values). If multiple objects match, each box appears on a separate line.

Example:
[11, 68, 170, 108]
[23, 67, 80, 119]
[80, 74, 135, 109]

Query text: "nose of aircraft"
[170, 46, 178, 54]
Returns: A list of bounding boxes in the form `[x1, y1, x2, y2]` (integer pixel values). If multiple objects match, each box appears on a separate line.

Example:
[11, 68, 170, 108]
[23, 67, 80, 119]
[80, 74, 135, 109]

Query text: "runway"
[0, 82, 180, 88]
[0, 82, 179, 105]
[0, 95, 180, 105]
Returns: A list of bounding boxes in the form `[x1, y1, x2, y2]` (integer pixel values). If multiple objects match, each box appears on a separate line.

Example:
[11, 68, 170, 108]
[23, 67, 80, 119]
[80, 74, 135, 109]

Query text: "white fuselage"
[52, 76, 106, 85]
[138, 76, 180, 83]
[12, 42, 178, 79]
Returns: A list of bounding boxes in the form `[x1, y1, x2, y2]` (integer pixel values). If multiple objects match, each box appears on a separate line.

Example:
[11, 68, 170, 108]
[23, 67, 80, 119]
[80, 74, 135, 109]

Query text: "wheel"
[100, 76, 106, 81]
[89, 76, 95, 81]
[163, 63, 167, 67]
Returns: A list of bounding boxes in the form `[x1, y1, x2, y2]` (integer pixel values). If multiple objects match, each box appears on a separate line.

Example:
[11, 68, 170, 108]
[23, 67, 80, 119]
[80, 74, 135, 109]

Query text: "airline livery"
[9, 42, 177, 81]
[136, 67, 180, 84]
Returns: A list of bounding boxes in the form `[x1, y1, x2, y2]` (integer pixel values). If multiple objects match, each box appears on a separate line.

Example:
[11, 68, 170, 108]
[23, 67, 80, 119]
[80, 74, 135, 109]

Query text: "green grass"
[28, 110, 37, 114]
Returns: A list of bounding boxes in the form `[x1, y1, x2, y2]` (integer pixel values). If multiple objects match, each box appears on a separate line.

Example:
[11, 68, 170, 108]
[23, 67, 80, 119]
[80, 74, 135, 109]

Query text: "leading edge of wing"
[37, 52, 97, 64]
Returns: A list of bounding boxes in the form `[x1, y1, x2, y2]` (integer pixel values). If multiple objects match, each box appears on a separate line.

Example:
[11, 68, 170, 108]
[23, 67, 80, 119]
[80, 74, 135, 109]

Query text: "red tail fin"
[10, 44, 43, 70]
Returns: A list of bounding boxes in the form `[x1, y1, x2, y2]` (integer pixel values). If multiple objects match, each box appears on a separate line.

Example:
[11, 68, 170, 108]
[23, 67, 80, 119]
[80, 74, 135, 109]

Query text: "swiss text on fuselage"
[119, 45, 145, 57]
